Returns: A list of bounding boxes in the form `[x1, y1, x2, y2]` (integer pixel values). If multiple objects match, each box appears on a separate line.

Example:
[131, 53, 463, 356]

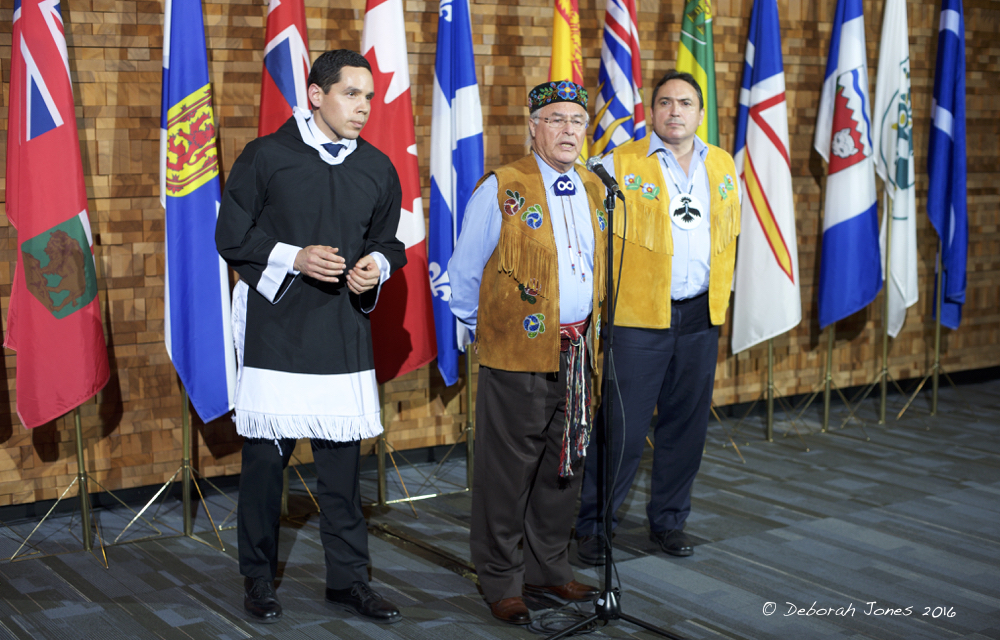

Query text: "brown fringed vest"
[610, 137, 741, 329]
[475, 154, 608, 373]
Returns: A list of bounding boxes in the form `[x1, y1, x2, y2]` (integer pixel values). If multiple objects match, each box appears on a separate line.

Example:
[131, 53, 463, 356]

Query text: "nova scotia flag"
[428, 0, 483, 386]
[813, 0, 881, 329]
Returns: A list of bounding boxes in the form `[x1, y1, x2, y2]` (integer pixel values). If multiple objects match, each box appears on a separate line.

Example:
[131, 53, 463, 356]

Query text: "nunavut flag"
[731, 0, 801, 353]
[362, 0, 438, 383]
[5, 0, 110, 427]
[258, 0, 310, 137]
[160, 0, 237, 421]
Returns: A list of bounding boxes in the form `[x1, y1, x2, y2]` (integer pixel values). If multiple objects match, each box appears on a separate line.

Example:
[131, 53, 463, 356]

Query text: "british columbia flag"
[259, 0, 310, 136]
[6, 0, 110, 427]
[592, 0, 645, 157]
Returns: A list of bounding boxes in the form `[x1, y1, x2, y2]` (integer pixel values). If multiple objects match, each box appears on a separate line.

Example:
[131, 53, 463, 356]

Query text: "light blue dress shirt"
[602, 133, 711, 300]
[449, 153, 595, 331]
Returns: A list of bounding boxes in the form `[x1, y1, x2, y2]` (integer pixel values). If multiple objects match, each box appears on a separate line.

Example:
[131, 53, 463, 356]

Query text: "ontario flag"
[592, 0, 646, 157]
[362, 0, 438, 383]
[258, 0, 310, 136]
[813, 0, 881, 329]
[731, 0, 801, 354]
[5, 0, 110, 427]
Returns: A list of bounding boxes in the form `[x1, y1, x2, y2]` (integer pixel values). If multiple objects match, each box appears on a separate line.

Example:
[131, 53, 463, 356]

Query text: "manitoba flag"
[5, 0, 110, 427]
[258, 0, 310, 137]
[362, 0, 437, 383]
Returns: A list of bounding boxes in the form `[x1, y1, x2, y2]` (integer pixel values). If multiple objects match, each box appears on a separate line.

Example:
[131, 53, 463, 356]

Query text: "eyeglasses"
[536, 116, 589, 131]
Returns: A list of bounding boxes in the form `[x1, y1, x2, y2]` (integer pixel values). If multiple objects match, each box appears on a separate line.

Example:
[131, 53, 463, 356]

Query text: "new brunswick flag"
[676, 0, 718, 145]
[5, 0, 110, 427]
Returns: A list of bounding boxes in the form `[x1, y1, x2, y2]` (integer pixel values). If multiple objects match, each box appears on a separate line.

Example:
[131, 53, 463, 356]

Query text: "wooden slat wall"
[0, 0, 997, 505]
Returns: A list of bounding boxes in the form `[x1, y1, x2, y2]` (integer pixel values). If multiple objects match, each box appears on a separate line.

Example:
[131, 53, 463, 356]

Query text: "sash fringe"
[235, 410, 383, 442]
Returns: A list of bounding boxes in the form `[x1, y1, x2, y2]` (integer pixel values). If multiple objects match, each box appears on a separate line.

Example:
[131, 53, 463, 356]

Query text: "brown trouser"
[470, 352, 583, 603]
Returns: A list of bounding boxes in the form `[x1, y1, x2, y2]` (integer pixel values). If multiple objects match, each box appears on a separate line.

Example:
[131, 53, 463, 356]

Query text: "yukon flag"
[731, 0, 800, 354]
[873, 0, 918, 338]
[676, 0, 718, 145]
[428, 0, 483, 386]
[927, 0, 968, 329]
[592, 0, 646, 157]
[550, 0, 588, 159]
[362, 0, 438, 383]
[160, 0, 237, 421]
[5, 0, 110, 427]
[258, 0, 310, 136]
[813, 0, 881, 329]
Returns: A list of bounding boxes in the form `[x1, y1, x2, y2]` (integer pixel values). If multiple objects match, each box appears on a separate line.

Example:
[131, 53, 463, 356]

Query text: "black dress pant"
[470, 352, 583, 603]
[576, 292, 719, 536]
[238, 437, 369, 589]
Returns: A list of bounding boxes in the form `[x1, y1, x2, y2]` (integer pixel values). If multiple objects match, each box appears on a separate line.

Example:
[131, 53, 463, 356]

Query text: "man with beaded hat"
[449, 80, 608, 625]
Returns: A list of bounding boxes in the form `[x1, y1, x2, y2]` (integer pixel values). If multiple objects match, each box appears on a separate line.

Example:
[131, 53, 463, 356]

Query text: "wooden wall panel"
[0, 0, 997, 505]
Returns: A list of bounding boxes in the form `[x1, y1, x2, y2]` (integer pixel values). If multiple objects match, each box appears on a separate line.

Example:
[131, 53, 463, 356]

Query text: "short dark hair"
[307, 49, 372, 94]
[650, 70, 704, 111]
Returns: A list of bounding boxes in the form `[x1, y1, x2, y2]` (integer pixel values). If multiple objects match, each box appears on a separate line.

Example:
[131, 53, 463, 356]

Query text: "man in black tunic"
[216, 49, 405, 625]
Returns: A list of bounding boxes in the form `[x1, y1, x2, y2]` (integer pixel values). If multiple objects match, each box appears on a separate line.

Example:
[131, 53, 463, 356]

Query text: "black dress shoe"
[650, 529, 694, 557]
[325, 582, 402, 624]
[244, 576, 282, 623]
[576, 534, 606, 566]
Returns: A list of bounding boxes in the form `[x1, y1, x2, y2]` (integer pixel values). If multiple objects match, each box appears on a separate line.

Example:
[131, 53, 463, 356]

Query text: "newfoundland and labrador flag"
[592, 0, 646, 157]
[927, 0, 968, 329]
[5, 0, 110, 427]
[258, 0, 310, 137]
[428, 0, 483, 386]
[731, 0, 801, 354]
[813, 0, 881, 329]
[160, 0, 237, 422]
[362, 0, 438, 383]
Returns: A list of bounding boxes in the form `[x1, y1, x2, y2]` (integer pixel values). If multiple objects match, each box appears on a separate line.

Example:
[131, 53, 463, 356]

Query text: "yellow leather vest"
[475, 154, 608, 372]
[610, 137, 740, 329]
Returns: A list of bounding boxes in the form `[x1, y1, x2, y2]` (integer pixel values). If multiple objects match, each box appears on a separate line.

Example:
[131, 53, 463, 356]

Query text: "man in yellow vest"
[575, 70, 740, 565]
[448, 81, 608, 625]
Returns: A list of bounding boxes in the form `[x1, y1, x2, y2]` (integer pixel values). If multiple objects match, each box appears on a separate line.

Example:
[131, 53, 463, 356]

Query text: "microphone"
[586, 156, 620, 195]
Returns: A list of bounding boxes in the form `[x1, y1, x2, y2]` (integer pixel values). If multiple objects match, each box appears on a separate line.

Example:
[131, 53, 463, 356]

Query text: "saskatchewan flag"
[676, 0, 718, 145]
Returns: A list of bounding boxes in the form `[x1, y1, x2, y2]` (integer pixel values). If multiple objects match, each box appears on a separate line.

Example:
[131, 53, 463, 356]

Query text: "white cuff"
[360, 251, 392, 313]
[258, 242, 301, 303]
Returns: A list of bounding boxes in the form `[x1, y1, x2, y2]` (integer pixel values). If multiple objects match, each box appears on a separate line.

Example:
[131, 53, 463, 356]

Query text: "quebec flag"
[160, 0, 237, 421]
[927, 0, 967, 329]
[428, 0, 483, 386]
[813, 0, 881, 329]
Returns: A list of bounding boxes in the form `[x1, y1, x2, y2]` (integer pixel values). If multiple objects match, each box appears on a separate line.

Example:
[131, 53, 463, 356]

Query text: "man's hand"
[294, 246, 346, 282]
[347, 254, 381, 295]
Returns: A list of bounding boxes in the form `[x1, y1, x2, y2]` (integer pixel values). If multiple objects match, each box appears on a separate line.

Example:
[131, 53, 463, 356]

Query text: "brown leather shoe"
[489, 596, 531, 625]
[524, 580, 600, 602]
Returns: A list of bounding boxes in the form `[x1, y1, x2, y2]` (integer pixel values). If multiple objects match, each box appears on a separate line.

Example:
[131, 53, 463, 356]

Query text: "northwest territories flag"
[592, 0, 646, 157]
[363, 0, 439, 383]
[160, 0, 237, 421]
[813, 0, 881, 329]
[428, 0, 483, 386]
[258, 0, 310, 136]
[873, 0, 919, 338]
[927, 0, 968, 329]
[5, 0, 110, 427]
[731, 0, 801, 354]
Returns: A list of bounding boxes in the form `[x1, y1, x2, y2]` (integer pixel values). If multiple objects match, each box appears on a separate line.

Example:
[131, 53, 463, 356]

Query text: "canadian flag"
[362, 0, 437, 383]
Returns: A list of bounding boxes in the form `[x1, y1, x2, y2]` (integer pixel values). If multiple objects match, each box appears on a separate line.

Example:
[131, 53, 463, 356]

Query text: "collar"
[532, 152, 582, 193]
[646, 132, 708, 163]
[292, 106, 357, 163]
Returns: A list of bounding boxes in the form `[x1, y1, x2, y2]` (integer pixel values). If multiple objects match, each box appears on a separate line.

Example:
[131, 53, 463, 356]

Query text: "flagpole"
[822, 326, 834, 432]
[932, 242, 943, 415]
[766, 339, 774, 442]
[73, 408, 93, 551]
[181, 386, 192, 536]
[378, 383, 387, 507]
[879, 197, 894, 424]
[465, 354, 474, 490]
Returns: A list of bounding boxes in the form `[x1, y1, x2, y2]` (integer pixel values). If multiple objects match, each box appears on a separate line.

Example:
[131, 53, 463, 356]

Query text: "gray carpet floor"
[0, 379, 997, 639]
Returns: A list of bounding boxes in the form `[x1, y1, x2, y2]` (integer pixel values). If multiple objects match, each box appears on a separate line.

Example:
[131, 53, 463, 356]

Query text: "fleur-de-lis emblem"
[428, 262, 451, 301]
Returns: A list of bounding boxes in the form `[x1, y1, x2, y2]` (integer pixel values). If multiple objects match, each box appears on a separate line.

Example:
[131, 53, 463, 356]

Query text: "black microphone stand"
[545, 188, 685, 640]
